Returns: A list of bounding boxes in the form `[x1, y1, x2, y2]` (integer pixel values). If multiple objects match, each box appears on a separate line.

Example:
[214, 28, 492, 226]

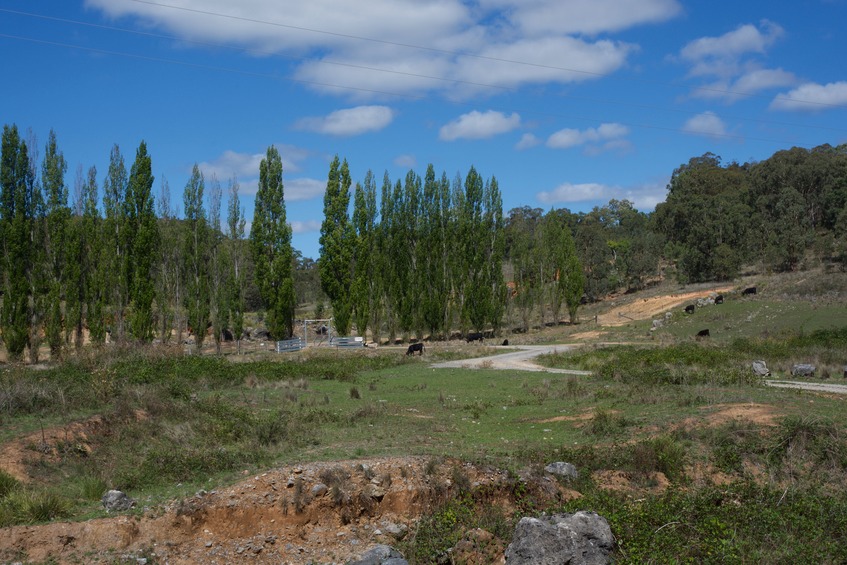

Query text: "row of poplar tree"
[2, 124, 585, 360]
[0, 124, 271, 361]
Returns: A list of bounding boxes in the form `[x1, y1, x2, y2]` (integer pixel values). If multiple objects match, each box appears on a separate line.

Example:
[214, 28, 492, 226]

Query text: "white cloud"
[199, 145, 310, 182]
[478, 0, 681, 35]
[439, 110, 521, 141]
[285, 178, 326, 201]
[546, 122, 629, 151]
[516, 133, 540, 150]
[538, 182, 610, 203]
[295, 106, 395, 136]
[678, 21, 790, 103]
[394, 154, 417, 168]
[770, 81, 847, 112]
[86, 0, 667, 100]
[291, 219, 322, 234]
[680, 20, 784, 63]
[536, 177, 669, 211]
[692, 68, 797, 102]
[682, 111, 727, 137]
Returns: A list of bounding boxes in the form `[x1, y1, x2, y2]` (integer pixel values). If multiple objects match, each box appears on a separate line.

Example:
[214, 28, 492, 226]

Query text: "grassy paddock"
[2, 330, 847, 563]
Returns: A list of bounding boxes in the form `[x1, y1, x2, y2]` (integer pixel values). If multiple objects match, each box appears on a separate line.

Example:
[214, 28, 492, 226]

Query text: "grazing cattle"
[715, 294, 724, 305]
[502, 339, 509, 346]
[684, 304, 696, 314]
[316, 325, 329, 335]
[406, 342, 425, 356]
[696, 329, 710, 338]
[466, 332, 484, 343]
[742, 287, 757, 296]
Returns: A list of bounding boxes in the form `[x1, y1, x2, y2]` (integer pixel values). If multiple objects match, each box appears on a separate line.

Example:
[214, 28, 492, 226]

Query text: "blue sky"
[3, 0, 846, 258]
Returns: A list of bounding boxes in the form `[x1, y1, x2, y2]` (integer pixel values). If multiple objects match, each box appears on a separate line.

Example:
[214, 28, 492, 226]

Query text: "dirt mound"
[0, 456, 574, 564]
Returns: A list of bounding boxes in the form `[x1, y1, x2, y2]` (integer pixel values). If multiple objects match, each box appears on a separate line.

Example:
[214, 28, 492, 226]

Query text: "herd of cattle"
[685, 286, 757, 340]
[404, 286, 759, 355]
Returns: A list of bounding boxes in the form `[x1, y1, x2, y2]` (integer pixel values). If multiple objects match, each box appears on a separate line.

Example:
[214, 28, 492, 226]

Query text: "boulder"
[544, 462, 579, 481]
[348, 544, 408, 565]
[101, 490, 134, 512]
[791, 364, 816, 378]
[751, 360, 770, 378]
[505, 511, 614, 565]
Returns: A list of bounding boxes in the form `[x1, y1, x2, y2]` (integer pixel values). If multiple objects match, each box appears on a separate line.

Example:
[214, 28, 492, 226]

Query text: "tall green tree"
[351, 170, 378, 340]
[102, 144, 130, 342]
[0, 125, 34, 360]
[207, 174, 229, 353]
[251, 146, 296, 339]
[127, 141, 158, 342]
[227, 176, 246, 353]
[41, 130, 69, 358]
[318, 156, 354, 335]
[183, 164, 209, 351]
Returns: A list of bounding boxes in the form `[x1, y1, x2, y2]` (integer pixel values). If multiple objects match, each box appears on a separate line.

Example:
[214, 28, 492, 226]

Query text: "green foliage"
[251, 145, 296, 339]
[319, 156, 355, 335]
[183, 163, 210, 349]
[127, 141, 159, 342]
[0, 469, 20, 499]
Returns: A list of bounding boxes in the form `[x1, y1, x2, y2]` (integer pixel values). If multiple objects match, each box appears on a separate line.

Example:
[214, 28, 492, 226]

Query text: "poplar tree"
[351, 171, 377, 340]
[127, 141, 158, 342]
[0, 125, 33, 360]
[227, 176, 246, 353]
[251, 146, 295, 339]
[41, 130, 69, 358]
[318, 156, 354, 335]
[102, 145, 129, 342]
[183, 164, 209, 351]
[207, 174, 229, 353]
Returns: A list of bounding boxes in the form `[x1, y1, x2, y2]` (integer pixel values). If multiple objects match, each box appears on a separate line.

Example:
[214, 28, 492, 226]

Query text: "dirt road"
[431, 345, 590, 374]
[765, 380, 847, 394]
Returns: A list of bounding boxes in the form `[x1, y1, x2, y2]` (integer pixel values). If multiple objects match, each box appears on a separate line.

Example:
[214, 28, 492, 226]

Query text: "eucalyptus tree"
[318, 156, 354, 335]
[127, 141, 158, 342]
[251, 146, 296, 339]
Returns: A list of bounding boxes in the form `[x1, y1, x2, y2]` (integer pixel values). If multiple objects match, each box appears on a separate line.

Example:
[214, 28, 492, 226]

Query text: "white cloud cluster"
[678, 20, 795, 103]
[295, 106, 395, 136]
[536, 178, 667, 211]
[86, 0, 680, 99]
[546, 122, 630, 153]
[290, 219, 322, 234]
[439, 110, 521, 141]
[682, 111, 727, 138]
[770, 81, 847, 112]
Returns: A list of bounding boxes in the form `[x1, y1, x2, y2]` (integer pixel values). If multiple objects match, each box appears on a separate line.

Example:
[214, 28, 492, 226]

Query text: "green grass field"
[2, 270, 847, 563]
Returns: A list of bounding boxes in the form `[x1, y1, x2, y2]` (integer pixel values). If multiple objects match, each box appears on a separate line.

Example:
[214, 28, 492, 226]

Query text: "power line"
[2, 7, 844, 137]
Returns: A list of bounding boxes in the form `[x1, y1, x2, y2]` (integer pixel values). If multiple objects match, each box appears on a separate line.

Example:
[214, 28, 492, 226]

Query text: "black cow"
[684, 304, 695, 314]
[502, 339, 509, 346]
[715, 294, 724, 305]
[316, 325, 329, 335]
[742, 287, 757, 296]
[466, 332, 484, 343]
[406, 342, 425, 356]
[696, 329, 710, 338]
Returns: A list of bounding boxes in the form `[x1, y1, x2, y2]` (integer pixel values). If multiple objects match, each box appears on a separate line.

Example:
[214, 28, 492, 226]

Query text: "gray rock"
[382, 522, 408, 540]
[792, 364, 816, 378]
[752, 360, 770, 378]
[347, 544, 408, 565]
[544, 462, 578, 481]
[505, 511, 614, 565]
[101, 490, 134, 512]
[311, 483, 328, 497]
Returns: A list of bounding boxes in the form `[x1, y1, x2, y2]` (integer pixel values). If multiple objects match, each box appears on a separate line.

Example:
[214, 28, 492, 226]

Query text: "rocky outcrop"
[505, 511, 614, 565]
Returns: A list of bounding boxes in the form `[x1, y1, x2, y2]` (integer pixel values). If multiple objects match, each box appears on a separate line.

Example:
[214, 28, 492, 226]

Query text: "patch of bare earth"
[0, 455, 579, 565]
[596, 286, 734, 328]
